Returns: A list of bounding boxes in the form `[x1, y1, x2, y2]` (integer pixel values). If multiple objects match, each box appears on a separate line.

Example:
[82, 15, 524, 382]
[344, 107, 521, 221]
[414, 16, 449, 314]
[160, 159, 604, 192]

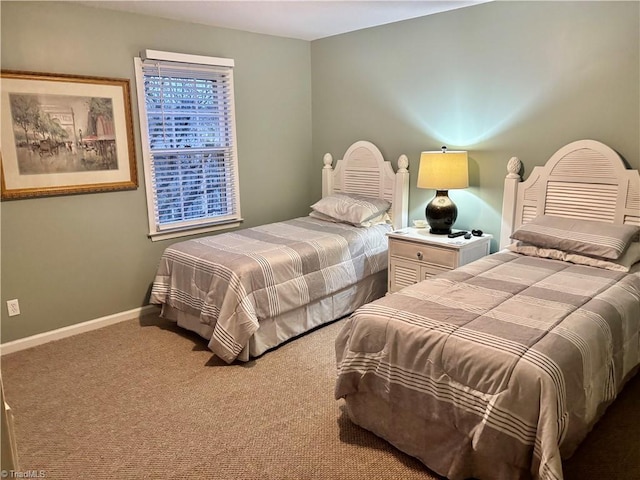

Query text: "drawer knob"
[416, 252, 423, 260]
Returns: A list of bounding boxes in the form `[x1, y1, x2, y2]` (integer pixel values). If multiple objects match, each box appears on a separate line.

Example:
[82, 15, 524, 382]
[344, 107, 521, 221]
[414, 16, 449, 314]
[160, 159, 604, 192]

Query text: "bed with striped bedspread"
[150, 216, 391, 363]
[335, 251, 640, 480]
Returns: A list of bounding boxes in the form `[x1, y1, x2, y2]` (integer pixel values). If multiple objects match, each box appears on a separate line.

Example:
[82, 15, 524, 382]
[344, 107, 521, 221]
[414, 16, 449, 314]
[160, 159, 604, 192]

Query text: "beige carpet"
[2, 312, 639, 479]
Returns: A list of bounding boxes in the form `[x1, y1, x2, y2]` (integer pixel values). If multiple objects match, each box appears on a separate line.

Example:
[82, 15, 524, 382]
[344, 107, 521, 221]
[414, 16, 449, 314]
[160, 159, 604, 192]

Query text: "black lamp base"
[426, 190, 458, 235]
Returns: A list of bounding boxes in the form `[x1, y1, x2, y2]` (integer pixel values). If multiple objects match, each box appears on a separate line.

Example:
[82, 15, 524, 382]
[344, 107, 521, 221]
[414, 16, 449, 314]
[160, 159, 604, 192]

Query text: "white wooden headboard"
[500, 139, 640, 249]
[321, 140, 410, 230]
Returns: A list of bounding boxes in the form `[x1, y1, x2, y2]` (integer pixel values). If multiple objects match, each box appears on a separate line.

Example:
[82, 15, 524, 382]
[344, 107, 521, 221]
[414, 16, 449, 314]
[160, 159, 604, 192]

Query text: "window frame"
[134, 50, 242, 241]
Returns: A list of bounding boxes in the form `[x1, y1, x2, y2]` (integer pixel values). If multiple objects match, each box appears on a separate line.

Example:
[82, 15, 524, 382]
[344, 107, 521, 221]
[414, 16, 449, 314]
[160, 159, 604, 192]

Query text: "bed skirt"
[160, 269, 387, 362]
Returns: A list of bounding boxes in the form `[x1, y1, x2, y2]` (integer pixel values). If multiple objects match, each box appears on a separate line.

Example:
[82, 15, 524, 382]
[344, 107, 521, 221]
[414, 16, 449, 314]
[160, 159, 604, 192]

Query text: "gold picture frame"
[1, 70, 138, 200]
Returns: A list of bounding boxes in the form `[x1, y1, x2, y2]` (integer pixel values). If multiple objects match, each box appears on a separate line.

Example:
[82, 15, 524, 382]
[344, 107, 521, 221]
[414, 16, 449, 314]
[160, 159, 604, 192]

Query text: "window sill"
[148, 220, 243, 242]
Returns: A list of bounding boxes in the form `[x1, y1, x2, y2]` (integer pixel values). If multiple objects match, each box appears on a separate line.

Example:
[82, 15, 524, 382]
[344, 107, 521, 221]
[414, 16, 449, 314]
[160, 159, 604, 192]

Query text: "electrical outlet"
[7, 299, 20, 317]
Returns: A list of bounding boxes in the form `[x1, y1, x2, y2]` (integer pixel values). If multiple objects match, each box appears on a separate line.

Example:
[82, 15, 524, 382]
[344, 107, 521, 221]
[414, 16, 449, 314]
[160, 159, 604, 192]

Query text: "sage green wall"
[311, 1, 639, 249]
[0, 1, 312, 342]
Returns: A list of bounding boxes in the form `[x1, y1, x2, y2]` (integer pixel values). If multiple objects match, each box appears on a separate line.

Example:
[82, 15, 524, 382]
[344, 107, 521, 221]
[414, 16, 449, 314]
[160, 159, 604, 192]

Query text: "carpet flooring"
[2, 311, 639, 479]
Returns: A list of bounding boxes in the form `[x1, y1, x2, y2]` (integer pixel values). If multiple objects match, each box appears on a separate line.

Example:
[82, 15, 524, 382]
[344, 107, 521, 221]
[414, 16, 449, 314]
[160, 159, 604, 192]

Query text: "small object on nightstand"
[472, 229, 483, 236]
[447, 231, 468, 238]
[413, 219, 428, 229]
[464, 232, 472, 239]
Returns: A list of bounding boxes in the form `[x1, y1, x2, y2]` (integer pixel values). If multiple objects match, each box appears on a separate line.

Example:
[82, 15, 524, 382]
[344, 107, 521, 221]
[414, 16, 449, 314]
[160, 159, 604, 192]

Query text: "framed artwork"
[1, 70, 138, 200]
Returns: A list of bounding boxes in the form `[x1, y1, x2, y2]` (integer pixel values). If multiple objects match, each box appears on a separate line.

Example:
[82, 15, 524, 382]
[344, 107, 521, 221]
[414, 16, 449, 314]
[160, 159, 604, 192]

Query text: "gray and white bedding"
[335, 251, 640, 480]
[150, 216, 391, 363]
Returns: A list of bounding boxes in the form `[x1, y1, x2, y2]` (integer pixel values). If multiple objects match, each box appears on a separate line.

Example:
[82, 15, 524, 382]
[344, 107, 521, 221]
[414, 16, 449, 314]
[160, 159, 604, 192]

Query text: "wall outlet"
[7, 299, 20, 317]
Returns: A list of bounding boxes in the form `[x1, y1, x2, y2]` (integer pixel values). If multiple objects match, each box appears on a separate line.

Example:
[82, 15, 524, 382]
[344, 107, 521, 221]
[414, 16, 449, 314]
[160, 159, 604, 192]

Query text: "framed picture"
[1, 70, 138, 200]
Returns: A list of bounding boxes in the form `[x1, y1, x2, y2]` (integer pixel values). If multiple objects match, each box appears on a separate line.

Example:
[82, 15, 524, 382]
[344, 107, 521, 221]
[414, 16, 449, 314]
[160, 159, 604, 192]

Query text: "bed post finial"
[397, 154, 409, 173]
[500, 156, 522, 250]
[322, 153, 334, 197]
[507, 157, 522, 178]
[392, 154, 410, 230]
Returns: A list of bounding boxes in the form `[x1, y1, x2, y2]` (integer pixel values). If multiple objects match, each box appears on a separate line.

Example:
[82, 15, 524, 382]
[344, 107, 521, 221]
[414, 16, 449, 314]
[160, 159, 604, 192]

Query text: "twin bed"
[150, 138, 639, 480]
[149, 141, 409, 363]
[335, 139, 640, 480]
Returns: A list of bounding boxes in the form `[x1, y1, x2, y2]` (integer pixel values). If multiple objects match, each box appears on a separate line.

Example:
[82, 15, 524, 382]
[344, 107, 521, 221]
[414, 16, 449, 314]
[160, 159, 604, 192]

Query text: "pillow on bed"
[508, 241, 640, 272]
[310, 193, 391, 226]
[309, 210, 391, 227]
[510, 215, 639, 260]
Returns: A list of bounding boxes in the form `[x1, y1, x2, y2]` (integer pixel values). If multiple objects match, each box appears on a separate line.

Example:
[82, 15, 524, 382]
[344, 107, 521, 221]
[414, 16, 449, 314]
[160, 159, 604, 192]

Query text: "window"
[134, 50, 241, 240]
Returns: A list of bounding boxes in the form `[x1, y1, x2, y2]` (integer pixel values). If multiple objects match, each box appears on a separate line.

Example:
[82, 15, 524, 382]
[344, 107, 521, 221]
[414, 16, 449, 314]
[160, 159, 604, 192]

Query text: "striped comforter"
[150, 216, 391, 363]
[335, 251, 640, 480]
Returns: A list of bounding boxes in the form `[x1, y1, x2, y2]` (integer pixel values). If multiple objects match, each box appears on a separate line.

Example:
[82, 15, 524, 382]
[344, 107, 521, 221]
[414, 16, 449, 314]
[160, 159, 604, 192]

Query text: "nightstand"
[387, 228, 492, 293]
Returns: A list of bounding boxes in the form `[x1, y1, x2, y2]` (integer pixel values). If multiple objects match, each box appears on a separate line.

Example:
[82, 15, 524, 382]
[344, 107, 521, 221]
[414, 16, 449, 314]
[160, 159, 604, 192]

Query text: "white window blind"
[134, 51, 241, 239]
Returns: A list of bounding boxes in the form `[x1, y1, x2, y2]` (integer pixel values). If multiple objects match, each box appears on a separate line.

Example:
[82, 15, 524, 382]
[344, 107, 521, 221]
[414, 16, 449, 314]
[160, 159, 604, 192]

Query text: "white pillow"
[310, 193, 390, 226]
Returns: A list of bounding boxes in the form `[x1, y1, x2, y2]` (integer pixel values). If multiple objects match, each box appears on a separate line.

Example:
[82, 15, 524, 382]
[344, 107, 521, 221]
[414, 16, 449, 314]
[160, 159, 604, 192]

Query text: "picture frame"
[1, 70, 138, 200]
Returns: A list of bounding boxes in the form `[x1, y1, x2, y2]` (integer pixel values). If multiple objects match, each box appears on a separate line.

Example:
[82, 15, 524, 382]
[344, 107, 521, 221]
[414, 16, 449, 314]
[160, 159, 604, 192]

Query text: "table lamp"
[417, 146, 469, 234]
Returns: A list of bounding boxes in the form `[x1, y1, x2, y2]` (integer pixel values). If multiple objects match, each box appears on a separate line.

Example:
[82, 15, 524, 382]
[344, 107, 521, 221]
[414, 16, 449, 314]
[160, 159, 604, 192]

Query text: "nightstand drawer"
[390, 240, 457, 268]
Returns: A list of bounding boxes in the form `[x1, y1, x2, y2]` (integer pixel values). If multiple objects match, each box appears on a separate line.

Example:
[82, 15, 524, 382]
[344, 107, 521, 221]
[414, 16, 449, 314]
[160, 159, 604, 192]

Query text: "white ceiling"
[79, 1, 488, 41]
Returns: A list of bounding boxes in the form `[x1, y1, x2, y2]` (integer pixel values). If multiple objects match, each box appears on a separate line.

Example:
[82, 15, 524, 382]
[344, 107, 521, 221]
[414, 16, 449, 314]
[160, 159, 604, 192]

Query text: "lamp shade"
[417, 150, 469, 190]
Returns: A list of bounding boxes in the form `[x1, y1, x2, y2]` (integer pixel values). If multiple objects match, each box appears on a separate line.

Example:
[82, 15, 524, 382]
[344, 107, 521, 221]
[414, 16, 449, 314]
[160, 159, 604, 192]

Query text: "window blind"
[138, 57, 240, 232]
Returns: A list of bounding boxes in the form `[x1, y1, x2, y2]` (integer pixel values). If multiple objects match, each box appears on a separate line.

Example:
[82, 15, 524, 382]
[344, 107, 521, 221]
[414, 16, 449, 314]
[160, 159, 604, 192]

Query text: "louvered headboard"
[500, 139, 640, 249]
[321, 140, 410, 230]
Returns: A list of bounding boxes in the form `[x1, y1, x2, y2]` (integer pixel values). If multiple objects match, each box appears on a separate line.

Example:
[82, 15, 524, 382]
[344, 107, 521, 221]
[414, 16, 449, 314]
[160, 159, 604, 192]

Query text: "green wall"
[312, 0, 639, 248]
[0, 1, 312, 342]
[2, 1, 639, 343]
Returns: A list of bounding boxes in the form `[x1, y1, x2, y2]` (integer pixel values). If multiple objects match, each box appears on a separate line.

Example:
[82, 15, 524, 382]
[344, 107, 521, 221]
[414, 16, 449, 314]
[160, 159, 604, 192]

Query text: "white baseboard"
[1, 304, 160, 355]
